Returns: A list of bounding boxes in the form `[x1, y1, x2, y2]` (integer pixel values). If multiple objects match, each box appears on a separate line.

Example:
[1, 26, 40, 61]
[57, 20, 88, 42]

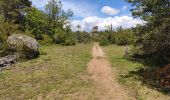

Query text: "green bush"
[0, 43, 14, 57]
[76, 32, 91, 43]
[98, 31, 113, 46]
[63, 32, 76, 46]
[115, 28, 135, 45]
[53, 28, 65, 44]
[53, 29, 76, 46]
[99, 39, 110, 46]
[0, 20, 25, 57]
[39, 34, 53, 45]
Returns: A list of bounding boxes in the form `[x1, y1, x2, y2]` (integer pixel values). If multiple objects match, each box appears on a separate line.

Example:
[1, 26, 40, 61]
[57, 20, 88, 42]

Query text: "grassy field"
[1, 43, 170, 100]
[103, 45, 170, 100]
[0, 44, 93, 100]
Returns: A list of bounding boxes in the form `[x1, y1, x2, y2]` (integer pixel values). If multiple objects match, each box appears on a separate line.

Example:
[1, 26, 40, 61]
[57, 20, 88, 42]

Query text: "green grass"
[103, 45, 170, 100]
[0, 44, 93, 100]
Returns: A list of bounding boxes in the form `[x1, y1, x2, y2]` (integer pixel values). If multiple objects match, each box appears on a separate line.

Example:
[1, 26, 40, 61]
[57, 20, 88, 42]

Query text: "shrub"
[53, 28, 65, 44]
[39, 34, 53, 45]
[63, 32, 76, 46]
[115, 28, 135, 45]
[76, 32, 91, 43]
[98, 31, 111, 46]
[53, 29, 76, 46]
[99, 39, 110, 46]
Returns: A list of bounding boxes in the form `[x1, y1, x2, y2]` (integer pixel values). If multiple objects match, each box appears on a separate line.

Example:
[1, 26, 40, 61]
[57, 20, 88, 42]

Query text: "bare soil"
[88, 43, 134, 100]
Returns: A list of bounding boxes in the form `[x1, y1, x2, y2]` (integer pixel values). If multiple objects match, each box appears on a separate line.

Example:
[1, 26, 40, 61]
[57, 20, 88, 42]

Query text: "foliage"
[127, 0, 170, 65]
[63, 32, 76, 46]
[0, 16, 24, 57]
[76, 31, 91, 43]
[103, 45, 170, 99]
[0, 0, 31, 23]
[53, 27, 76, 45]
[22, 7, 48, 40]
[38, 34, 53, 45]
[98, 31, 111, 46]
[20, 0, 74, 46]
[45, 0, 73, 36]
[97, 27, 135, 46]
[115, 27, 135, 45]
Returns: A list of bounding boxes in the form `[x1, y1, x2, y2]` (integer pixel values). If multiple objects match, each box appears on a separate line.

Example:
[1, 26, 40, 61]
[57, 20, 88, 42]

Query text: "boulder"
[0, 55, 17, 67]
[7, 34, 40, 59]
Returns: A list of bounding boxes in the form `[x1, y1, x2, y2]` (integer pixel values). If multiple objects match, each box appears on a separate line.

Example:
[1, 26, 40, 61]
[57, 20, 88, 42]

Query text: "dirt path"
[88, 43, 134, 100]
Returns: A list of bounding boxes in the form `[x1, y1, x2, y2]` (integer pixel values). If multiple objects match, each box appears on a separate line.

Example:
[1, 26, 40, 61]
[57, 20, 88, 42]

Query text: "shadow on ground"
[126, 57, 170, 94]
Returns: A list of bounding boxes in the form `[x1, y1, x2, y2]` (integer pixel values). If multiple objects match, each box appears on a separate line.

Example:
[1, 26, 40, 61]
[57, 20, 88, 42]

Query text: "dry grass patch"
[103, 45, 170, 100]
[0, 44, 93, 100]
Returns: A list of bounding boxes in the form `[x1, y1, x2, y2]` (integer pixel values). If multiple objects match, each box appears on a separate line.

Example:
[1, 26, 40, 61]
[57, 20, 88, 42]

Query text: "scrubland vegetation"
[0, 44, 93, 99]
[0, 0, 169, 99]
[103, 45, 170, 100]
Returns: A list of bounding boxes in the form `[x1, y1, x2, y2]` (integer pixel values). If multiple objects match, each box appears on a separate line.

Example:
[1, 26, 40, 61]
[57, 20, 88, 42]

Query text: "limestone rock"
[7, 34, 40, 59]
[0, 55, 17, 67]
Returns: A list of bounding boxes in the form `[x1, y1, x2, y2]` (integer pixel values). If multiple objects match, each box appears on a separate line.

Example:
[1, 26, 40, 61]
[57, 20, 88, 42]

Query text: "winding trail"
[88, 43, 134, 100]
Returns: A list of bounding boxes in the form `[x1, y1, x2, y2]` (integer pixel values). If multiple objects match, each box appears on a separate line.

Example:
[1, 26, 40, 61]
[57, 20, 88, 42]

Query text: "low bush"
[98, 31, 114, 46]
[63, 32, 76, 46]
[53, 29, 76, 46]
[76, 32, 91, 43]
[39, 34, 53, 45]
[115, 27, 135, 45]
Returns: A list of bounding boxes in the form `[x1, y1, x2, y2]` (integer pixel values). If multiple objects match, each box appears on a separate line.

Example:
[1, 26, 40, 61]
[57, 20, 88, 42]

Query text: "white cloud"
[101, 6, 120, 15]
[122, 6, 128, 10]
[30, 0, 98, 18]
[71, 16, 145, 32]
[62, 1, 98, 18]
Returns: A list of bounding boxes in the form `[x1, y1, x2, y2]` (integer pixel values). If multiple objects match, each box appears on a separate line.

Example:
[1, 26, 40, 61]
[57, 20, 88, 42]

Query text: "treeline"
[94, 26, 135, 46]
[96, 0, 170, 66]
[0, 0, 91, 47]
[0, 0, 169, 65]
[127, 0, 170, 65]
[0, 0, 92, 60]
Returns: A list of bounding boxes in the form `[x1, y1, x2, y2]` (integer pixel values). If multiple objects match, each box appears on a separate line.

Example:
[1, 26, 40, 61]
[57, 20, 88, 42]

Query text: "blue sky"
[31, 0, 131, 19]
[30, 0, 144, 31]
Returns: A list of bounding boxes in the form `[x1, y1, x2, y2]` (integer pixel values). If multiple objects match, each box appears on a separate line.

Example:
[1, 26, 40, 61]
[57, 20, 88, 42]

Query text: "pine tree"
[127, 0, 170, 65]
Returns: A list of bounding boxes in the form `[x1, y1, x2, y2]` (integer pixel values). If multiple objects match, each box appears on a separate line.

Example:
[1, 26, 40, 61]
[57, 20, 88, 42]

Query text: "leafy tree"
[22, 7, 48, 39]
[127, 0, 170, 65]
[45, 0, 73, 35]
[0, 0, 32, 23]
[115, 27, 135, 45]
[44, 0, 74, 45]
[45, 0, 62, 27]
[97, 26, 135, 46]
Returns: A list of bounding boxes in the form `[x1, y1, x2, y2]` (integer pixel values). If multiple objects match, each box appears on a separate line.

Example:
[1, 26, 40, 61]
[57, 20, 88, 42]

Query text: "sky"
[30, 0, 144, 32]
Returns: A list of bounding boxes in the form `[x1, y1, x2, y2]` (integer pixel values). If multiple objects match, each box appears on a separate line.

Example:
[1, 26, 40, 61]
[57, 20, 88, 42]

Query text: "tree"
[115, 27, 135, 45]
[76, 24, 81, 32]
[22, 7, 48, 39]
[0, 0, 32, 23]
[45, 0, 73, 33]
[45, 0, 74, 45]
[45, 0, 62, 26]
[45, 0, 73, 36]
[127, 0, 170, 65]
